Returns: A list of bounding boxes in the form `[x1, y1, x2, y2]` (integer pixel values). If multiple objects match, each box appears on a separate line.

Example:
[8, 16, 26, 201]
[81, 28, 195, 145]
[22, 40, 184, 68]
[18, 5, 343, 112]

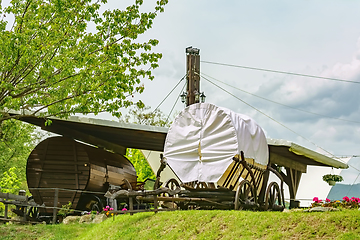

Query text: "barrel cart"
[108, 103, 286, 212]
[25, 136, 138, 222]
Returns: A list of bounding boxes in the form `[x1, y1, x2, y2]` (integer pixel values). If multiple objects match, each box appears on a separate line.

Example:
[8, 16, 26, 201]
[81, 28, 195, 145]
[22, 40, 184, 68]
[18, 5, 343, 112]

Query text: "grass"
[1, 209, 360, 239]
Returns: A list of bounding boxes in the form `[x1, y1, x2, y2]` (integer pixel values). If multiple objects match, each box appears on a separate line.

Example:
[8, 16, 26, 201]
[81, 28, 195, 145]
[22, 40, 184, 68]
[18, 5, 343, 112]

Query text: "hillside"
[1, 210, 360, 239]
[327, 183, 360, 200]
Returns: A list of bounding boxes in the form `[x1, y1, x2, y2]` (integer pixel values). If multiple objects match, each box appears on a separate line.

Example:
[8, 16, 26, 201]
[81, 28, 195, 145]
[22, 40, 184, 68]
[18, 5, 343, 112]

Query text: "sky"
[4, 0, 360, 204]
[106, 0, 360, 156]
[108, 0, 360, 204]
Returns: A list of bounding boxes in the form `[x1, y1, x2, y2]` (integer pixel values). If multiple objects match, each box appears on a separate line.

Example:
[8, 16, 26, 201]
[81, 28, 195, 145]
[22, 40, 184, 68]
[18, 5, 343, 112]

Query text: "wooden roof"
[14, 113, 348, 172]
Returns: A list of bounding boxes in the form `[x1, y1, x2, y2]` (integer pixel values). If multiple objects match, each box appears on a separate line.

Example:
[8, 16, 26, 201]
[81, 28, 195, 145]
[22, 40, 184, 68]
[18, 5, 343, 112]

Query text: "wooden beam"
[0, 192, 27, 201]
[269, 152, 307, 173]
[186, 47, 200, 106]
[41, 123, 127, 155]
[280, 167, 303, 200]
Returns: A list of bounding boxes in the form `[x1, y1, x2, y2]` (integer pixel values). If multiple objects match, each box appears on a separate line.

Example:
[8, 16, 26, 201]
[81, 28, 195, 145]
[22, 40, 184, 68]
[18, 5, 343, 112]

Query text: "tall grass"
[1, 210, 360, 239]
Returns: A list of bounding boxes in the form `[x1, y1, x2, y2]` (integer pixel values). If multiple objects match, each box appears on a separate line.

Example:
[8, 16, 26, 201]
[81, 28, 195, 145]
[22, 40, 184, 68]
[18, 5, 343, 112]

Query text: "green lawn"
[1, 210, 360, 239]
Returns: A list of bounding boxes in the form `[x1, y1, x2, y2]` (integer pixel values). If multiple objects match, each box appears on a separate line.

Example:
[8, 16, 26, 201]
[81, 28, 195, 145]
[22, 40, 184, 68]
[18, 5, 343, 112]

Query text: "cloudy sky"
[110, 0, 360, 157]
[110, 0, 360, 201]
[110, 3, 360, 152]
[5, 0, 360, 202]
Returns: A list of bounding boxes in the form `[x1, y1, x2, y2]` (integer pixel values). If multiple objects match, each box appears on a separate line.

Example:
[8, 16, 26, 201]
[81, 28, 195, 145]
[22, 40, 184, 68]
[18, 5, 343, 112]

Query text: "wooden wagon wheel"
[194, 181, 208, 189]
[27, 206, 40, 220]
[164, 178, 180, 193]
[160, 178, 181, 209]
[234, 180, 256, 210]
[264, 182, 284, 211]
[88, 195, 104, 212]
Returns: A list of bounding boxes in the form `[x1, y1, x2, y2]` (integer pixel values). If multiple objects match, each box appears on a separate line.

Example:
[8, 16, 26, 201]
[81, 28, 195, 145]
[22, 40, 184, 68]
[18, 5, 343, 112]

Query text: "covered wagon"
[160, 103, 285, 210]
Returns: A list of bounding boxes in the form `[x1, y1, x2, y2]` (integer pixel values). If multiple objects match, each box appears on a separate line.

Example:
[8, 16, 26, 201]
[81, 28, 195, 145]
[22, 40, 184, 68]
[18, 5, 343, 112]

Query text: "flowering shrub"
[103, 206, 115, 217]
[312, 196, 360, 209]
[100, 206, 128, 217]
[322, 174, 343, 183]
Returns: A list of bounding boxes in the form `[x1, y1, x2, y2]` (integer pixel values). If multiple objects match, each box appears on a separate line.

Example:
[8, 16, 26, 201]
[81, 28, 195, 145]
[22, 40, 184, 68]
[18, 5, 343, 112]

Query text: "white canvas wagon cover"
[164, 103, 268, 183]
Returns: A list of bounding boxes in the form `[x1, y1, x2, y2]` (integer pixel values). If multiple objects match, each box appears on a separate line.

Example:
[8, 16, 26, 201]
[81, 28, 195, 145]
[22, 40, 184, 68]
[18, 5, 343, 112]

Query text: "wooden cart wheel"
[160, 178, 181, 209]
[264, 182, 284, 211]
[234, 180, 256, 210]
[164, 178, 180, 193]
[161, 178, 180, 198]
[194, 182, 208, 189]
[27, 206, 39, 220]
[89, 195, 104, 212]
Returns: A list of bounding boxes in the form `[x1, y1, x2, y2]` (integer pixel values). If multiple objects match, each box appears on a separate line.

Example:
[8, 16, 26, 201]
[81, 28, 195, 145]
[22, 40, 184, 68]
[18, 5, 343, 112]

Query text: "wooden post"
[153, 195, 158, 213]
[129, 196, 134, 216]
[278, 167, 303, 208]
[186, 46, 200, 106]
[4, 193, 8, 219]
[258, 170, 270, 205]
[52, 188, 59, 224]
[19, 190, 27, 221]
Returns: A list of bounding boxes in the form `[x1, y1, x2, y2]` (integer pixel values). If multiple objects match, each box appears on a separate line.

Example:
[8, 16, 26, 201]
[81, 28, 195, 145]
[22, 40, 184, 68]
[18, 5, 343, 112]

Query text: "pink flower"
[313, 197, 321, 203]
[110, 208, 114, 211]
[104, 208, 108, 211]
[122, 208, 127, 211]
[342, 196, 350, 202]
[105, 206, 110, 209]
[325, 198, 331, 202]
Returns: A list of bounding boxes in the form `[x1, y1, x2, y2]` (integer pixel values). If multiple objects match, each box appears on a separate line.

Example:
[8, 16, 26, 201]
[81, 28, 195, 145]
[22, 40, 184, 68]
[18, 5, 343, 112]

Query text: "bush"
[0, 167, 21, 215]
[312, 196, 360, 209]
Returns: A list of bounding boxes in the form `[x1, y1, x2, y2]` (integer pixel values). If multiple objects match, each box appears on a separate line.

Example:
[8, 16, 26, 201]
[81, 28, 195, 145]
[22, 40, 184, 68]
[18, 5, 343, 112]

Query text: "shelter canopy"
[13, 113, 167, 155]
[268, 138, 348, 172]
[11, 111, 348, 170]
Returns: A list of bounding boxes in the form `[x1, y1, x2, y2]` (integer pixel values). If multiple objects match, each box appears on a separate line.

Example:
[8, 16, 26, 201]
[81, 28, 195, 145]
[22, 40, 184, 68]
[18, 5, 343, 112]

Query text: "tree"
[0, 0, 168, 123]
[0, 167, 22, 215]
[0, 167, 21, 194]
[0, 119, 43, 181]
[0, 0, 167, 183]
[121, 105, 171, 181]
[121, 105, 170, 127]
[126, 148, 155, 182]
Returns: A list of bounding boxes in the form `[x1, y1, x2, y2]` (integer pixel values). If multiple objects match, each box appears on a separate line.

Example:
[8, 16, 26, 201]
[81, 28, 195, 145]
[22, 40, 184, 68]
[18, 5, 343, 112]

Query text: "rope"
[165, 81, 186, 124]
[201, 60, 360, 84]
[201, 72, 360, 124]
[153, 74, 186, 113]
[199, 73, 346, 164]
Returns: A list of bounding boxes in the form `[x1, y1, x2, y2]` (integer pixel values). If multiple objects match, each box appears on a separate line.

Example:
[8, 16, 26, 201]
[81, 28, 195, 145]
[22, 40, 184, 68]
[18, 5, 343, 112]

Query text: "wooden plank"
[36, 179, 84, 185]
[36, 191, 80, 197]
[39, 174, 88, 180]
[41, 161, 89, 166]
[0, 192, 27, 201]
[44, 155, 88, 161]
[37, 183, 87, 189]
[41, 124, 127, 155]
[270, 152, 307, 173]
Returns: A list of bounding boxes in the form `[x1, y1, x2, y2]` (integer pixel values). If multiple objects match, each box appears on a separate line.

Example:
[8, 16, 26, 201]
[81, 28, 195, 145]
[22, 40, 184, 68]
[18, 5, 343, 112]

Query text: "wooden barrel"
[26, 136, 137, 213]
